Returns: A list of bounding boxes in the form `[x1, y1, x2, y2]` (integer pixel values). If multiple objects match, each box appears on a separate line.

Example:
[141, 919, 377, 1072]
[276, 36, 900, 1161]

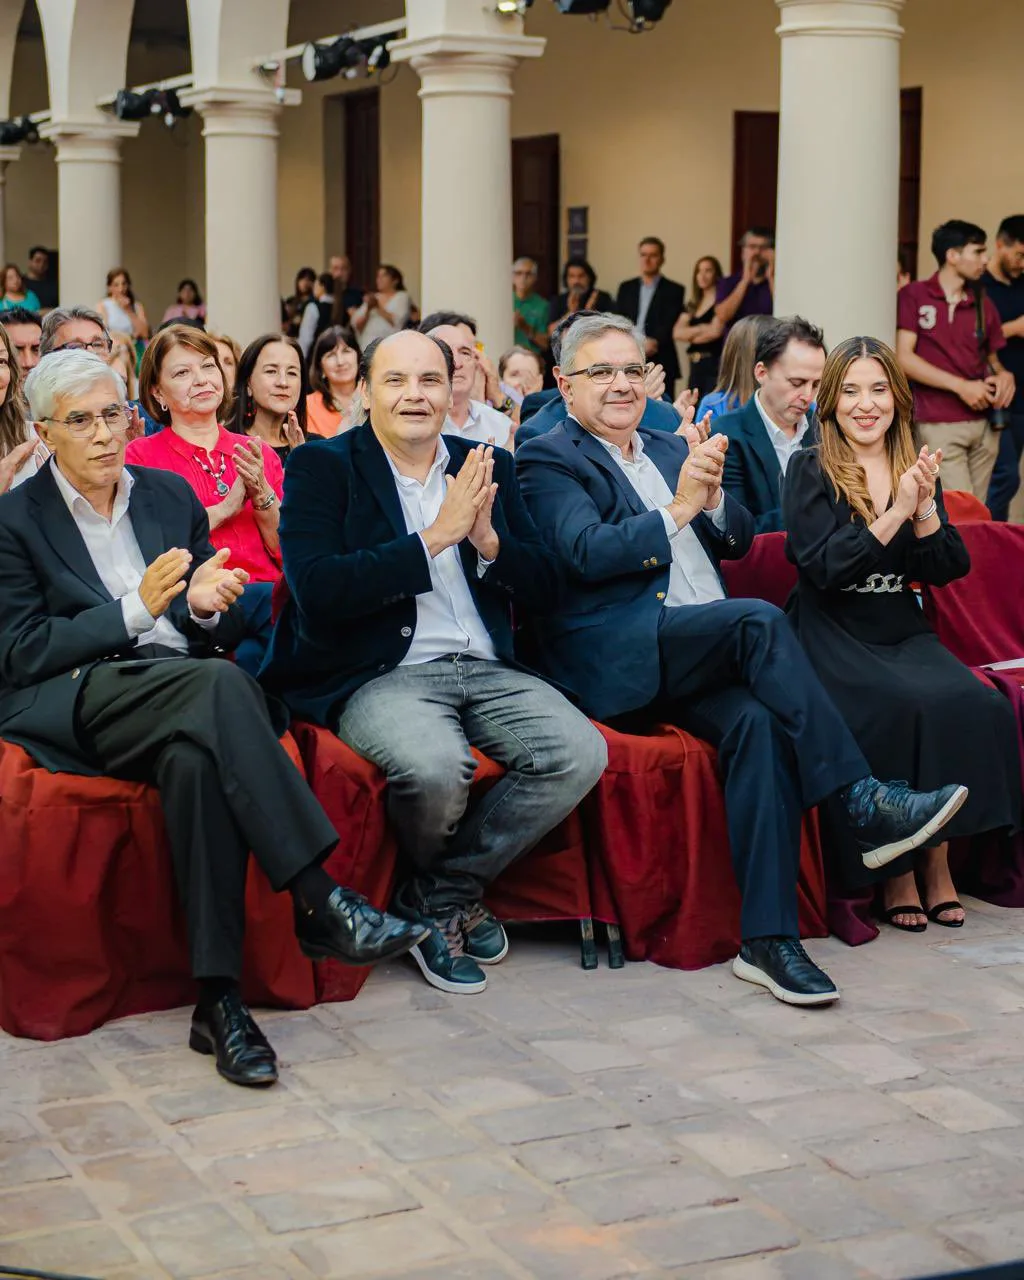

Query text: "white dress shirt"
[753, 391, 809, 475]
[636, 276, 660, 335]
[444, 400, 513, 450]
[51, 459, 216, 653]
[595, 431, 727, 607]
[383, 439, 498, 665]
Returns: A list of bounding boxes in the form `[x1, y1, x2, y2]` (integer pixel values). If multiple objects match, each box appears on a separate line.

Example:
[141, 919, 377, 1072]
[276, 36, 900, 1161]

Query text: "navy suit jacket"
[260, 424, 563, 726]
[515, 419, 754, 722]
[719, 395, 815, 534]
[0, 462, 244, 774]
[520, 387, 559, 424]
[517, 394, 681, 446]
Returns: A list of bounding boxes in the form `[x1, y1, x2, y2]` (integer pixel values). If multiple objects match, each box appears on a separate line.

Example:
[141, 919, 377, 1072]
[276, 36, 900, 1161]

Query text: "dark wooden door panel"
[344, 89, 380, 289]
[512, 134, 560, 300]
[731, 111, 779, 271]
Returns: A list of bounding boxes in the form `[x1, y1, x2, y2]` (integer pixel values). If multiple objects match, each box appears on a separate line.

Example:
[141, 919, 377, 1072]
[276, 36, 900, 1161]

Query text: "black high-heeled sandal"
[926, 900, 965, 928]
[877, 904, 928, 933]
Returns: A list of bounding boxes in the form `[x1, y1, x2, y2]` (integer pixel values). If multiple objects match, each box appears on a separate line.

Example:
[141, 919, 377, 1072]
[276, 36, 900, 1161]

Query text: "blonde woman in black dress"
[783, 336, 1019, 931]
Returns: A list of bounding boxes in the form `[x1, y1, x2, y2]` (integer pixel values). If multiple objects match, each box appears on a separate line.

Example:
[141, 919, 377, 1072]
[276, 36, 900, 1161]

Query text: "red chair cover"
[583, 723, 828, 970]
[923, 522, 1024, 670]
[720, 531, 797, 610]
[290, 723, 593, 1002]
[942, 489, 993, 524]
[0, 736, 315, 1042]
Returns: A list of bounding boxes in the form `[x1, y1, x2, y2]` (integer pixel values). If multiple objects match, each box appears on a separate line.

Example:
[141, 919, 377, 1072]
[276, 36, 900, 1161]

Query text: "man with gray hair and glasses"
[39, 305, 114, 358]
[516, 312, 970, 1008]
[0, 350, 428, 1087]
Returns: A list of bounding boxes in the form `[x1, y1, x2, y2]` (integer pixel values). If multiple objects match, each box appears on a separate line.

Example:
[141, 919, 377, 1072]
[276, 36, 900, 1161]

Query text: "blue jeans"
[336, 656, 607, 913]
[986, 413, 1024, 521]
[234, 580, 275, 679]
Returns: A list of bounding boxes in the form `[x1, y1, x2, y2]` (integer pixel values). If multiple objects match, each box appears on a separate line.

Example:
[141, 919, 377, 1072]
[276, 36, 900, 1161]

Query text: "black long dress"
[783, 447, 1021, 886]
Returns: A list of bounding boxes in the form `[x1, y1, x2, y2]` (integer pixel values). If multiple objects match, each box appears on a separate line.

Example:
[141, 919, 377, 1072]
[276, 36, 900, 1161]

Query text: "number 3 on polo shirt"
[918, 304, 937, 331]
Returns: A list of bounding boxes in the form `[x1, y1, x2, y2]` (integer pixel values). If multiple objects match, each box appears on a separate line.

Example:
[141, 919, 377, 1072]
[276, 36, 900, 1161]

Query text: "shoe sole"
[860, 785, 969, 871]
[467, 933, 510, 966]
[188, 1027, 279, 1087]
[298, 925, 432, 967]
[732, 956, 840, 1006]
[408, 944, 487, 994]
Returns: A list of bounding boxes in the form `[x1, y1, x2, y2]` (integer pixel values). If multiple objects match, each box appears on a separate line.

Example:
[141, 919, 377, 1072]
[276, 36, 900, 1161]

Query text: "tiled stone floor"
[5, 897, 1024, 1279]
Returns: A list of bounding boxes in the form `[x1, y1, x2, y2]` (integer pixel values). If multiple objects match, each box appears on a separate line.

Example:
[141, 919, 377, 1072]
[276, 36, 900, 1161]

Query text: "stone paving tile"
[940, 1209, 1024, 1263]
[891, 1084, 1021, 1133]
[562, 1163, 736, 1224]
[803, 1041, 926, 1084]
[528, 1036, 648, 1073]
[749, 1090, 908, 1141]
[0, 1224, 138, 1273]
[0, 1182, 99, 1233]
[208, 1136, 383, 1194]
[511, 1124, 674, 1184]
[745, 1167, 899, 1241]
[585, 1068, 712, 1124]
[424, 1072, 572, 1114]
[0, 1143, 70, 1188]
[40, 1100, 160, 1155]
[672, 1119, 809, 1177]
[473, 1095, 627, 1145]
[838, 1229, 980, 1279]
[80, 1150, 208, 1216]
[809, 1122, 976, 1178]
[627, 1204, 799, 1268]
[873, 1154, 1024, 1220]
[290, 1059, 419, 1114]
[695, 1250, 868, 1279]
[131, 1204, 265, 1278]
[348, 1105, 479, 1162]
[149, 1081, 294, 1125]
[290, 1211, 467, 1277]
[409, 1153, 555, 1221]
[174, 1101, 332, 1155]
[703, 1062, 839, 1104]
[489, 1214, 651, 1278]
[245, 1176, 418, 1234]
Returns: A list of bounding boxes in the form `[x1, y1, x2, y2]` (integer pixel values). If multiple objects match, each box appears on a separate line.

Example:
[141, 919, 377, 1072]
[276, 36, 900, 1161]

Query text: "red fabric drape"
[720, 531, 797, 609]
[0, 736, 315, 1041]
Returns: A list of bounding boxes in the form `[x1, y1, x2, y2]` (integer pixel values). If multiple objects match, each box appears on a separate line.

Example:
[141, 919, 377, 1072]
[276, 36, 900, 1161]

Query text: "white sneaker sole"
[468, 933, 509, 966]
[732, 956, 840, 1006]
[409, 944, 487, 994]
[860, 785, 969, 871]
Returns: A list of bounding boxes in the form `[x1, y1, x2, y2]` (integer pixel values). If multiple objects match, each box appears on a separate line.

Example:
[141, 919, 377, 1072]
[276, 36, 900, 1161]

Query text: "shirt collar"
[50, 454, 134, 519]
[571, 415, 646, 462]
[924, 271, 970, 306]
[754, 390, 808, 444]
[165, 424, 235, 459]
[383, 436, 450, 488]
[640, 276, 661, 291]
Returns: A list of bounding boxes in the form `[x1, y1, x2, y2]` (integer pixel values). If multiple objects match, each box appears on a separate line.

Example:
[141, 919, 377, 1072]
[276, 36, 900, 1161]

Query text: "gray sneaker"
[407, 911, 488, 995]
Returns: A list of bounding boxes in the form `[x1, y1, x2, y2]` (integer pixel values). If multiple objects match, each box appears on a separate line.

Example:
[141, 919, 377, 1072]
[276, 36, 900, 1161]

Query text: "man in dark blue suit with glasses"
[516, 313, 969, 1008]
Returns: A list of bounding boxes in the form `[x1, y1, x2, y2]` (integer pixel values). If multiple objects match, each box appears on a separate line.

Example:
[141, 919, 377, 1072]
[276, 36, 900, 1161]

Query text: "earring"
[244, 392, 256, 427]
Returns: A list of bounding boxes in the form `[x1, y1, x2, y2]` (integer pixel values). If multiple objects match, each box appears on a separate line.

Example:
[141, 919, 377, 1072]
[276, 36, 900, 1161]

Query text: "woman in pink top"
[126, 324, 283, 675]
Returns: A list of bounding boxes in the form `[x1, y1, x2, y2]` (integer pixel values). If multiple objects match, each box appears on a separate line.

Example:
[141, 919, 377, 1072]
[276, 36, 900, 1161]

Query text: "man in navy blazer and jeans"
[261, 330, 606, 996]
[515, 314, 968, 1007]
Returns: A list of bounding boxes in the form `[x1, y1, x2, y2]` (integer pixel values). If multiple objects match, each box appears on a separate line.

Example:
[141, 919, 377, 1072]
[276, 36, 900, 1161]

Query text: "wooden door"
[899, 87, 922, 280]
[344, 88, 380, 288]
[731, 112, 779, 271]
[512, 134, 560, 300]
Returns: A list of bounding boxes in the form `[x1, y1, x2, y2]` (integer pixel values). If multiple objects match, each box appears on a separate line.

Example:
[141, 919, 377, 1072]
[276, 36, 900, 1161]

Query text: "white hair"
[25, 349, 126, 423]
[513, 256, 537, 272]
[557, 312, 645, 374]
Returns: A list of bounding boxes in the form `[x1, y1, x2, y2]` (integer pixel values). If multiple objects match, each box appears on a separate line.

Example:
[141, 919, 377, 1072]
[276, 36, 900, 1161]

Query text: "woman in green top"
[0, 264, 40, 313]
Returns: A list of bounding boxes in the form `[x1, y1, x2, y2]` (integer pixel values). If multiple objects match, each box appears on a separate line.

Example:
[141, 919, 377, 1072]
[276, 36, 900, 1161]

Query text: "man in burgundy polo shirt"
[896, 219, 1016, 499]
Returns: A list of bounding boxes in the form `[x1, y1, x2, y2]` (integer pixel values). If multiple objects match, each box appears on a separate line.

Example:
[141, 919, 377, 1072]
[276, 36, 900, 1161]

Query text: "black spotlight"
[555, 0, 609, 11]
[113, 88, 158, 122]
[361, 39, 391, 73]
[301, 35, 365, 83]
[154, 89, 192, 128]
[0, 115, 35, 146]
[629, 0, 672, 20]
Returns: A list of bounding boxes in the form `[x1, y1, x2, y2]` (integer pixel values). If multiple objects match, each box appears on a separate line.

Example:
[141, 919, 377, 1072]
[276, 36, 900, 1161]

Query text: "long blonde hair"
[815, 336, 917, 523]
[712, 313, 776, 407]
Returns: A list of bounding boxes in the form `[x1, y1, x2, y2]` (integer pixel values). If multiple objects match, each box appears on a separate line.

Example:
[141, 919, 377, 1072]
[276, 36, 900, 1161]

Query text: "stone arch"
[36, 0, 133, 122]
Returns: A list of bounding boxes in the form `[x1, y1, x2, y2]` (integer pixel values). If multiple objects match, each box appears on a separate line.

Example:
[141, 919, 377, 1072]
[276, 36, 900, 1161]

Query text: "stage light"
[555, 0, 610, 12]
[0, 115, 37, 146]
[362, 40, 391, 73]
[113, 89, 159, 122]
[301, 36, 365, 83]
[155, 89, 192, 128]
[629, 0, 672, 21]
[496, 0, 533, 13]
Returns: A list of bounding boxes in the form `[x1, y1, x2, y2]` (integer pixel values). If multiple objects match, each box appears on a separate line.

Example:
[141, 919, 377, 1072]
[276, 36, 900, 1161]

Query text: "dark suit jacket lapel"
[28, 462, 112, 602]
[351, 423, 409, 541]
[567, 421, 649, 518]
[126, 472, 167, 567]
[743, 396, 783, 491]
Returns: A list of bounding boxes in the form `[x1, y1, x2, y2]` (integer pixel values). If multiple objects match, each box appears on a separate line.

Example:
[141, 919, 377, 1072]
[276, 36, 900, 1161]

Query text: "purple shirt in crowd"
[715, 272, 773, 330]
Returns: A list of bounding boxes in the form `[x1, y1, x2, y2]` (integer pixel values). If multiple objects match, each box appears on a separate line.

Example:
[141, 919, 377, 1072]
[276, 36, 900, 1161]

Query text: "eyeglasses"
[42, 405, 128, 438]
[53, 338, 113, 356]
[563, 362, 650, 385]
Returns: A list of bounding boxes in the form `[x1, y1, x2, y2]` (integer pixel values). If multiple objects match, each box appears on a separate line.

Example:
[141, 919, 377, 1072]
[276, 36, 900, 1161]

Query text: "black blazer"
[259, 424, 563, 726]
[0, 462, 245, 774]
[516, 419, 754, 722]
[615, 276, 686, 388]
[720, 395, 816, 534]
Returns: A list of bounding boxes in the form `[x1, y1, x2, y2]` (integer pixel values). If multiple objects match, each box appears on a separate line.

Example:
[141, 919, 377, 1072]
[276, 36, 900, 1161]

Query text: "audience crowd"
[1, 214, 1023, 1087]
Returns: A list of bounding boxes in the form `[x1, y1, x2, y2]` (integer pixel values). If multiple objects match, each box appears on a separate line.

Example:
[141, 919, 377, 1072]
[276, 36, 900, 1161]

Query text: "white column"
[40, 121, 138, 307]
[393, 27, 544, 355]
[774, 0, 905, 344]
[0, 146, 20, 267]
[181, 87, 282, 343]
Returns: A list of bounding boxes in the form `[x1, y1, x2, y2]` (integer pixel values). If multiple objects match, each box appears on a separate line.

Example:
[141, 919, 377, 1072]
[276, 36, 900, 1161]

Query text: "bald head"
[361, 329, 455, 455]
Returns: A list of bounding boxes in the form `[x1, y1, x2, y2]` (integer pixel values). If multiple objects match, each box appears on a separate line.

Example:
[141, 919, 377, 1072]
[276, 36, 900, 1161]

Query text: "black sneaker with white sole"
[462, 903, 509, 965]
[406, 913, 488, 995]
[843, 777, 969, 870]
[732, 937, 839, 1006]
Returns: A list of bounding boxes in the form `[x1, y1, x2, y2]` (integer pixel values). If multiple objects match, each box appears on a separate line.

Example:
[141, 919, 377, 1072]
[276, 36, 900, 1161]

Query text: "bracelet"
[913, 500, 937, 522]
[253, 490, 277, 512]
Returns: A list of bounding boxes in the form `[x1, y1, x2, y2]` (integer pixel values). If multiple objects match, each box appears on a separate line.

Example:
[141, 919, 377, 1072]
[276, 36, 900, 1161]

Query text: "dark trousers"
[78, 657, 337, 980]
[656, 600, 868, 939]
[986, 413, 1024, 521]
[235, 580, 275, 679]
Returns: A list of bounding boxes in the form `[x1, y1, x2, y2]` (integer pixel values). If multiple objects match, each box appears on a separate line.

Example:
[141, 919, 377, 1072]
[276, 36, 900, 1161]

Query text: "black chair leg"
[579, 917, 598, 970]
[606, 922, 625, 969]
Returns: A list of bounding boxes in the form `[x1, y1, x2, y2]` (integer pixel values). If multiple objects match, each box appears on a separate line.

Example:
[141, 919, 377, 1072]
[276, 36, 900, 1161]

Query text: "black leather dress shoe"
[294, 886, 430, 966]
[732, 937, 839, 1006]
[189, 991, 278, 1087]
